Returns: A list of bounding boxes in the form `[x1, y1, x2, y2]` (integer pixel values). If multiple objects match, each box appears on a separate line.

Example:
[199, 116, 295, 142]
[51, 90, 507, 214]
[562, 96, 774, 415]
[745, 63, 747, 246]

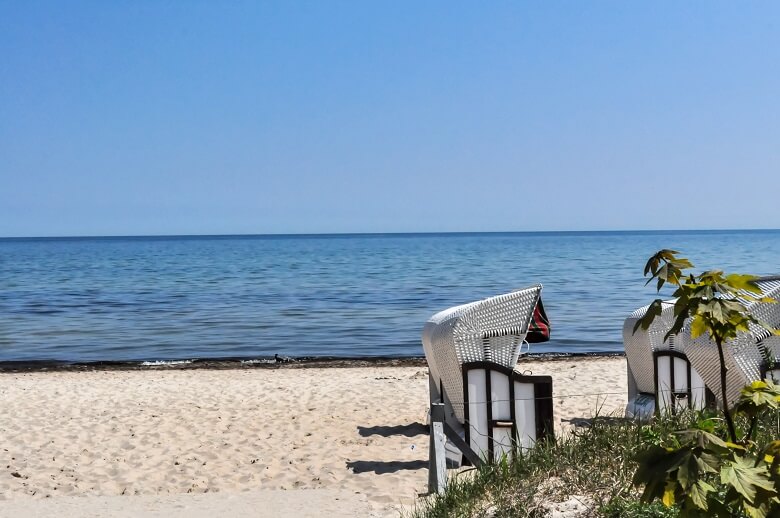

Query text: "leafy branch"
[635, 250, 776, 442]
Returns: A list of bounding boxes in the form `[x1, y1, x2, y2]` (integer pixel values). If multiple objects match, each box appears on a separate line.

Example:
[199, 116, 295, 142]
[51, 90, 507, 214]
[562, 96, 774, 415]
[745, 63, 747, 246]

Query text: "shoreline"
[0, 351, 625, 373]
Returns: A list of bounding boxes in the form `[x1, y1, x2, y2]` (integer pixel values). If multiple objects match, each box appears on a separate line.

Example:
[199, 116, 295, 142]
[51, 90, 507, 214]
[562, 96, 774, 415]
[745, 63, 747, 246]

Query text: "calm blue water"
[1, 231, 779, 363]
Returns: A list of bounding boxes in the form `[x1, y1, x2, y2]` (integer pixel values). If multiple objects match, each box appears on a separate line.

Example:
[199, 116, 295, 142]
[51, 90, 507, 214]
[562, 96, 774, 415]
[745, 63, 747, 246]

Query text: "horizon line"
[2, 228, 780, 240]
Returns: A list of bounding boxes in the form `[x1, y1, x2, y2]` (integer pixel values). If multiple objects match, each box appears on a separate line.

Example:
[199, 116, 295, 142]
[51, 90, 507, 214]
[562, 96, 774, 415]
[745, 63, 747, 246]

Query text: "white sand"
[0, 357, 627, 517]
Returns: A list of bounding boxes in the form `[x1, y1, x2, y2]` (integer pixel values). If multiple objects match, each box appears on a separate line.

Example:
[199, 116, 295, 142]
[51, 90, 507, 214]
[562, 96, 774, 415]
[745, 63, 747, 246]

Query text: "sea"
[1, 230, 779, 365]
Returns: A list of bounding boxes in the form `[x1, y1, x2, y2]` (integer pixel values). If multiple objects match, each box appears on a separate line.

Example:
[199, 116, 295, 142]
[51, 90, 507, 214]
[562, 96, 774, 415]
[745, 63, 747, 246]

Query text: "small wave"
[140, 359, 194, 366]
[239, 359, 276, 365]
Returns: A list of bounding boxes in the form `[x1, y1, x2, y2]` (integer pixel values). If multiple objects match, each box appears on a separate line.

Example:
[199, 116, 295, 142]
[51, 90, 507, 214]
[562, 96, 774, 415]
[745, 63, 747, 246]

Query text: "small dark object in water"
[274, 354, 295, 363]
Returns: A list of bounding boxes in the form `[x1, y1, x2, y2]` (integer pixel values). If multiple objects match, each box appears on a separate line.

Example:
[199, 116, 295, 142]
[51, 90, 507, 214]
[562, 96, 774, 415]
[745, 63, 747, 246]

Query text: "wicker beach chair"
[681, 276, 780, 407]
[624, 276, 780, 417]
[422, 286, 553, 466]
[623, 301, 711, 418]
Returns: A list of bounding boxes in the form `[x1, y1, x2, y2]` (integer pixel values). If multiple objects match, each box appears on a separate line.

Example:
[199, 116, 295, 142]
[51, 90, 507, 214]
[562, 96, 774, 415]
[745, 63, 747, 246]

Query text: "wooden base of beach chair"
[462, 362, 553, 464]
[653, 350, 714, 415]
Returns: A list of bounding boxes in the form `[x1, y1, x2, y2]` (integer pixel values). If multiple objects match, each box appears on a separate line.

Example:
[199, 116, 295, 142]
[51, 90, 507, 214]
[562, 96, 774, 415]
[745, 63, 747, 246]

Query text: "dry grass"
[407, 412, 690, 518]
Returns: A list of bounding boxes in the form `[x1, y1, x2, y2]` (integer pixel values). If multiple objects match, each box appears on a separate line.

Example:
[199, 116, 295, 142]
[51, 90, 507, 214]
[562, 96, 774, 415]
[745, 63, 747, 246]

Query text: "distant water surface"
[1, 231, 779, 363]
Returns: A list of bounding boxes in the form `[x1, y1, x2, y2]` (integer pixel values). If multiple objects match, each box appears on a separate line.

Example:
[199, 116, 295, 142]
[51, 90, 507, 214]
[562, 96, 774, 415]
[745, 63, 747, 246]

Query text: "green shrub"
[409, 413, 694, 517]
[632, 250, 780, 518]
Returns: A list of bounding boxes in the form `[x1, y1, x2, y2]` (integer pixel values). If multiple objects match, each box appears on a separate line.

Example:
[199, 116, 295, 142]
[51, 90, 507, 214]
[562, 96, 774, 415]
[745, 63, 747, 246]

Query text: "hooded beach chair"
[624, 276, 780, 417]
[681, 276, 780, 407]
[422, 285, 553, 466]
[623, 301, 712, 419]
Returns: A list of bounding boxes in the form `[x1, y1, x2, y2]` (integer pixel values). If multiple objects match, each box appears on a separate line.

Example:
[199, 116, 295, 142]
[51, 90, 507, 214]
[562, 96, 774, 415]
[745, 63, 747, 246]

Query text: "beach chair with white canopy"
[422, 285, 553, 468]
[624, 276, 780, 417]
[623, 301, 712, 419]
[681, 276, 780, 407]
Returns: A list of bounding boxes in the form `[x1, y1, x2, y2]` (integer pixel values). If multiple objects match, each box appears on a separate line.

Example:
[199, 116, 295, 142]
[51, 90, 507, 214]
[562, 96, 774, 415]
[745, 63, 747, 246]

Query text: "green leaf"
[726, 273, 761, 293]
[643, 250, 691, 290]
[708, 300, 725, 324]
[694, 451, 722, 474]
[665, 312, 690, 342]
[693, 416, 717, 434]
[677, 429, 730, 453]
[678, 458, 691, 489]
[743, 499, 772, 518]
[634, 445, 691, 502]
[691, 315, 707, 339]
[671, 257, 694, 269]
[721, 457, 776, 503]
[633, 299, 664, 334]
[722, 299, 749, 314]
[644, 256, 658, 277]
[735, 381, 780, 417]
[689, 479, 713, 510]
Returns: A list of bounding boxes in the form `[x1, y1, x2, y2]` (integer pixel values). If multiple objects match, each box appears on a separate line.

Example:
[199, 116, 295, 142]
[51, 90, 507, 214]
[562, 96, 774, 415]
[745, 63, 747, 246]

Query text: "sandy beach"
[0, 356, 627, 517]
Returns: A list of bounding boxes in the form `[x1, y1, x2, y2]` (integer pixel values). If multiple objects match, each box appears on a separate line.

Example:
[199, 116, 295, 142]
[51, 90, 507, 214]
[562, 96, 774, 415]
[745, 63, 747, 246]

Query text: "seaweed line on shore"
[0, 351, 625, 373]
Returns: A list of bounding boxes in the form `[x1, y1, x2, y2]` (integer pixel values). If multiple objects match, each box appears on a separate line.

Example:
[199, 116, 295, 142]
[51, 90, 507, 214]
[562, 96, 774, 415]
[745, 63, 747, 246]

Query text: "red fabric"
[526, 299, 551, 343]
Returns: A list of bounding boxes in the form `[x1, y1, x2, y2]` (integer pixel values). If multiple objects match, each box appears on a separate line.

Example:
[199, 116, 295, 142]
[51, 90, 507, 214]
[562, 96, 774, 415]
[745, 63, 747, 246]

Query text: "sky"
[1, 2, 779, 237]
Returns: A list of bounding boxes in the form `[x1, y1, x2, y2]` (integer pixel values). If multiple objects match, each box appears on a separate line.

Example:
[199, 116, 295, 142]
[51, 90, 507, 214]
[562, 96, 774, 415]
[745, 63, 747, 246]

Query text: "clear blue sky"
[1, 2, 778, 237]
